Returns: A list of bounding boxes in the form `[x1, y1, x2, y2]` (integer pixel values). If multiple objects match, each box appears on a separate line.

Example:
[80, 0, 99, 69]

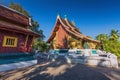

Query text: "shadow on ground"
[0, 57, 112, 80]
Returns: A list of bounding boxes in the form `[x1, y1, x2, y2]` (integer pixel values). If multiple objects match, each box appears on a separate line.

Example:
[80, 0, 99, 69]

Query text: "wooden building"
[0, 5, 39, 53]
[47, 15, 100, 49]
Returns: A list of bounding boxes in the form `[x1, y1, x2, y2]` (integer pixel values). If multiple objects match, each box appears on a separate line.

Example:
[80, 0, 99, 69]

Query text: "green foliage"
[9, 2, 30, 16]
[96, 34, 108, 41]
[34, 40, 50, 52]
[96, 29, 120, 58]
[31, 20, 39, 32]
[33, 39, 39, 50]
[33, 39, 50, 52]
[109, 29, 119, 40]
[30, 19, 45, 41]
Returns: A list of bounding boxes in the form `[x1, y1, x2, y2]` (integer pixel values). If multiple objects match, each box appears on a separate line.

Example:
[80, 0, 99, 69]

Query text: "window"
[3, 36, 18, 47]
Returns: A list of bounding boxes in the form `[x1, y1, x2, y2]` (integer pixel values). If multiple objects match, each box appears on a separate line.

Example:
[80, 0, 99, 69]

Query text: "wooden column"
[25, 34, 29, 48]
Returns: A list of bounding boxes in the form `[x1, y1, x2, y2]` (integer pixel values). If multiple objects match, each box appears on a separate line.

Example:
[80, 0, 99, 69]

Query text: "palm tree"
[96, 34, 108, 50]
[109, 29, 119, 40]
[96, 34, 108, 41]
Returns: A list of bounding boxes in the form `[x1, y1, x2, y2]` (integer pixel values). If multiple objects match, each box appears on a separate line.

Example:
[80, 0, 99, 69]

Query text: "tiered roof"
[0, 21, 39, 36]
[0, 4, 39, 36]
[47, 15, 100, 43]
[0, 4, 30, 26]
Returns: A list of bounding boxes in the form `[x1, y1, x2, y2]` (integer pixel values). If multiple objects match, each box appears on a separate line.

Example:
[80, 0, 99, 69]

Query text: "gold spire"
[57, 10, 60, 18]
[57, 14, 60, 19]
[64, 14, 67, 20]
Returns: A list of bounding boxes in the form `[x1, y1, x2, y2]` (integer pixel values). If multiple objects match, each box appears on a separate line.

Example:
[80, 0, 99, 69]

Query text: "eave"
[0, 21, 39, 37]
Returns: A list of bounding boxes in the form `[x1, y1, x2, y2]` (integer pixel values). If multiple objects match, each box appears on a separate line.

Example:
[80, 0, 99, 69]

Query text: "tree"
[96, 34, 108, 42]
[30, 19, 45, 41]
[37, 41, 50, 52]
[109, 29, 119, 41]
[96, 30, 120, 59]
[9, 2, 30, 16]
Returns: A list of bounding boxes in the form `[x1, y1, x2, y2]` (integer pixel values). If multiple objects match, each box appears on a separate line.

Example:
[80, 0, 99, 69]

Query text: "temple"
[0, 5, 39, 53]
[47, 15, 100, 49]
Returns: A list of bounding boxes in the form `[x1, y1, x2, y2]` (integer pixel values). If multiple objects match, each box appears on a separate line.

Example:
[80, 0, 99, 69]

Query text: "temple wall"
[0, 5, 37, 53]
[68, 36, 83, 49]
[51, 31, 98, 49]
[76, 40, 83, 49]
[26, 35, 34, 52]
[0, 30, 24, 53]
[87, 42, 97, 49]
[51, 33, 57, 49]
[0, 30, 33, 53]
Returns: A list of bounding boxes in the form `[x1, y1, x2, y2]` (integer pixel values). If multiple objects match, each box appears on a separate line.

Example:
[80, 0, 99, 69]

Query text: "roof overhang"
[0, 21, 39, 37]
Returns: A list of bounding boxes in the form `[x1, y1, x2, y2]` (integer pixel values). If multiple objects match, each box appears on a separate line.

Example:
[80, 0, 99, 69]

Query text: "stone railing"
[66, 49, 118, 68]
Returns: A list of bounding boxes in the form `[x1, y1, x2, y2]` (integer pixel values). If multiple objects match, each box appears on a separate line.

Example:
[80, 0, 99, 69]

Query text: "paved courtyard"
[0, 58, 120, 80]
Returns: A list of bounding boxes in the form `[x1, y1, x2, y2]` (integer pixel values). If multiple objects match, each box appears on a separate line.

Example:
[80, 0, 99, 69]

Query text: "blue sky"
[1, 0, 120, 41]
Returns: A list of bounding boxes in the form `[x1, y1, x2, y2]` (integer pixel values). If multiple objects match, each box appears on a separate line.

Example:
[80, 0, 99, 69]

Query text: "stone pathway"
[0, 58, 120, 80]
[0, 60, 37, 72]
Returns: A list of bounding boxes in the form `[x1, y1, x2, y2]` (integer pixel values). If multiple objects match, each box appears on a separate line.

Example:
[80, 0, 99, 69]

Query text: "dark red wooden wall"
[57, 24, 68, 49]
[0, 30, 33, 53]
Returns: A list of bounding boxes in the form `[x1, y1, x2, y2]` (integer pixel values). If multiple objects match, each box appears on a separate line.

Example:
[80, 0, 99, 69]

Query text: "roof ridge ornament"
[71, 20, 76, 26]
[57, 14, 60, 19]
[64, 14, 67, 20]
[57, 10, 60, 19]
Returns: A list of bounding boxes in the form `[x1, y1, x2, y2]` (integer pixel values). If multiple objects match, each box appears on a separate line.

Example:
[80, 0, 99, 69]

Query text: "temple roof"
[0, 4, 31, 26]
[47, 15, 100, 43]
[0, 4, 39, 36]
[0, 4, 28, 17]
[0, 21, 39, 36]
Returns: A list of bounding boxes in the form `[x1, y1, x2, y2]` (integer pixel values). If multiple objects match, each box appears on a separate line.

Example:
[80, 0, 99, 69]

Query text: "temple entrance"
[83, 40, 89, 49]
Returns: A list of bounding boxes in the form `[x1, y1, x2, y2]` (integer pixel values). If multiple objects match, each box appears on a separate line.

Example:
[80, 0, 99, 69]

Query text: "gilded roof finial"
[64, 14, 67, 20]
[71, 20, 76, 26]
[57, 10, 60, 18]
